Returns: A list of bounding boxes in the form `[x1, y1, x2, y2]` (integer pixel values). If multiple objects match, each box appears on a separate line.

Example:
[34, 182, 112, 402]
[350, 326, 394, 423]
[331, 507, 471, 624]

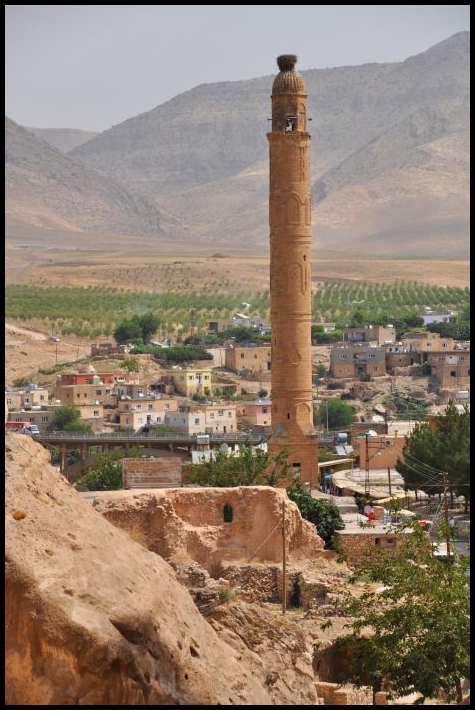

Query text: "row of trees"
[5, 282, 469, 341]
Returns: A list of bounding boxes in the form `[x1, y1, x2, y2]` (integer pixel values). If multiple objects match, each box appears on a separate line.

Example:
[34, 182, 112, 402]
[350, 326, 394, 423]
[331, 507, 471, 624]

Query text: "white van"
[19, 424, 40, 436]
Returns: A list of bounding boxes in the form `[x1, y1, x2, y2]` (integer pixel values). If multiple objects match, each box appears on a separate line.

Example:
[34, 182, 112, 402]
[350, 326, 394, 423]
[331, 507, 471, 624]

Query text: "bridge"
[35, 431, 268, 477]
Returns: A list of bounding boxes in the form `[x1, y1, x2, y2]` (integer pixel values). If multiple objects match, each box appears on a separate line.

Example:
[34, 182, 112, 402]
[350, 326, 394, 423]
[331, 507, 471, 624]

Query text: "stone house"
[334, 525, 411, 566]
[401, 332, 455, 359]
[117, 396, 178, 431]
[420, 309, 454, 325]
[225, 344, 271, 376]
[329, 345, 387, 379]
[90, 341, 128, 357]
[7, 402, 104, 432]
[166, 366, 213, 398]
[239, 399, 272, 431]
[207, 318, 233, 333]
[53, 371, 137, 408]
[384, 343, 415, 372]
[355, 433, 406, 471]
[343, 324, 396, 346]
[165, 402, 238, 435]
[424, 350, 470, 390]
[53, 382, 115, 408]
[5, 385, 49, 411]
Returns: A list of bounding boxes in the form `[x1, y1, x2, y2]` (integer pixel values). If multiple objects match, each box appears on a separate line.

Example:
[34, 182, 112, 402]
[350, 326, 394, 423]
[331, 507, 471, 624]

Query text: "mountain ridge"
[5, 31, 469, 259]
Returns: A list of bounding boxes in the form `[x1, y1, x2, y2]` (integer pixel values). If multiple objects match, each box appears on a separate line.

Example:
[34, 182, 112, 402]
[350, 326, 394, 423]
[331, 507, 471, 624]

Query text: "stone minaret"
[267, 55, 318, 487]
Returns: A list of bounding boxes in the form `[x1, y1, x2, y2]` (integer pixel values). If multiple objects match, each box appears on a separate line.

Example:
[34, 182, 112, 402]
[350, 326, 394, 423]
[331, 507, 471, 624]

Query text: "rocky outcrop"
[6, 434, 323, 705]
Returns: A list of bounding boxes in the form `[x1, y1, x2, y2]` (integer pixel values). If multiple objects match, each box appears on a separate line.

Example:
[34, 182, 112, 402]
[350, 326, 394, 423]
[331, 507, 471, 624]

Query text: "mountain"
[5, 118, 164, 238]
[25, 127, 98, 152]
[5, 32, 469, 258]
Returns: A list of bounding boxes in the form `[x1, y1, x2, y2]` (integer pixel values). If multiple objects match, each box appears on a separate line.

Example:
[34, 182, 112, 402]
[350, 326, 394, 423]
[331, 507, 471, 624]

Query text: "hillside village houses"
[5, 323, 469, 437]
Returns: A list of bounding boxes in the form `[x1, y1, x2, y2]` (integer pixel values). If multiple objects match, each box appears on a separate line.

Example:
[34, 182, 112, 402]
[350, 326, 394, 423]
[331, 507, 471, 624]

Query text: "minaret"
[267, 55, 318, 488]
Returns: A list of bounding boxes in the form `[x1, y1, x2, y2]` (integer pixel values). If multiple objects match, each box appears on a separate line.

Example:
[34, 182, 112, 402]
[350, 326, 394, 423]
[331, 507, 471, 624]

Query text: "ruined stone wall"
[122, 457, 182, 488]
[315, 682, 373, 705]
[94, 486, 328, 577]
[335, 531, 405, 566]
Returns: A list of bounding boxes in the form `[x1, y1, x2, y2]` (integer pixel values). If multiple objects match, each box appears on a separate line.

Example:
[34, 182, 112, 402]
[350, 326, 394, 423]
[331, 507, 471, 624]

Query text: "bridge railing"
[37, 431, 267, 444]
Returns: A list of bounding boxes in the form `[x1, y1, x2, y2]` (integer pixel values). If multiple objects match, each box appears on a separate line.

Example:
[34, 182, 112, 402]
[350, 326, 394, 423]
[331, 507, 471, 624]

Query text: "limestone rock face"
[6, 434, 281, 705]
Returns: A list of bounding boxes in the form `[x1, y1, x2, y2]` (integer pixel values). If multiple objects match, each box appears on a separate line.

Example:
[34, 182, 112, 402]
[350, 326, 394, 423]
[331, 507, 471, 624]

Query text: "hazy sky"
[5, 5, 470, 133]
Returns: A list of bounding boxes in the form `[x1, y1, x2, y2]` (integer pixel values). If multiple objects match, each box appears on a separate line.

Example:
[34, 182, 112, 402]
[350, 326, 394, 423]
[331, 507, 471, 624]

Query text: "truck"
[18, 424, 40, 436]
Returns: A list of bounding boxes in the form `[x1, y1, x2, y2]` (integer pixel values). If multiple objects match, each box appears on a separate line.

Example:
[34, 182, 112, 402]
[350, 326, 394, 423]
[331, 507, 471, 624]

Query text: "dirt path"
[5, 323, 92, 384]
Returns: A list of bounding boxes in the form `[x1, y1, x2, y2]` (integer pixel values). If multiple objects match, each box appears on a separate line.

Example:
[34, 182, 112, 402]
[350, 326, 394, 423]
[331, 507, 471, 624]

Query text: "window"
[285, 116, 296, 132]
[93, 410, 100, 418]
[223, 503, 233, 523]
[292, 464, 301, 480]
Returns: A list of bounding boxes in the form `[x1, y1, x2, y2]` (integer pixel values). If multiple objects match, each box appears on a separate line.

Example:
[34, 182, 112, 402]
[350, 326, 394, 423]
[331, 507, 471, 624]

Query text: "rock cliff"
[5, 434, 337, 704]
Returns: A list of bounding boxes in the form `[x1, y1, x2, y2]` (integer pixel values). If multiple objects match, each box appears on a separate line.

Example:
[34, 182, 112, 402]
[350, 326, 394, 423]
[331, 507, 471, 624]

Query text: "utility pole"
[365, 433, 370, 499]
[387, 467, 392, 497]
[442, 471, 451, 562]
[282, 500, 286, 615]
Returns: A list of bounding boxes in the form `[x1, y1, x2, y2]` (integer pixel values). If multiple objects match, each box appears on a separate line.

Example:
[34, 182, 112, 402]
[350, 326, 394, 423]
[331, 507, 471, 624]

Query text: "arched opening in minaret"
[285, 116, 296, 132]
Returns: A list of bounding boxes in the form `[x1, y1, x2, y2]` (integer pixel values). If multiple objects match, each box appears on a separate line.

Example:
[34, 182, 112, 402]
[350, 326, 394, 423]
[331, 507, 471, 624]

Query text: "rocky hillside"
[5, 433, 356, 705]
[5, 32, 468, 258]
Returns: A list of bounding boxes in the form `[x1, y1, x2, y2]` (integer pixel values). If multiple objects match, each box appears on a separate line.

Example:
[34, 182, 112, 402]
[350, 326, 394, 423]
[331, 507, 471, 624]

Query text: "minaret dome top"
[276, 55, 298, 71]
[272, 55, 306, 95]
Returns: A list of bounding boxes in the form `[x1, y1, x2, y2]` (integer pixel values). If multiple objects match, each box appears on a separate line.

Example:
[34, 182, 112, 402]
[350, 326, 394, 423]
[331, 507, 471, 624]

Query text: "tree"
[184, 441, 289, 487]
[75, 448, 141, 490]
[138, 311, 161, 344]
[396, 400, 470, 511]
[122, 356, 140, 374]
[75, 455, 123, 491]
[48, 405, 93, 433]
[314, 399, 356, 430]
[318, 523, 470, 703]
[286, 480, 344, 549]
[113, 318, 142, 345]
[315, 362, 327, 379]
